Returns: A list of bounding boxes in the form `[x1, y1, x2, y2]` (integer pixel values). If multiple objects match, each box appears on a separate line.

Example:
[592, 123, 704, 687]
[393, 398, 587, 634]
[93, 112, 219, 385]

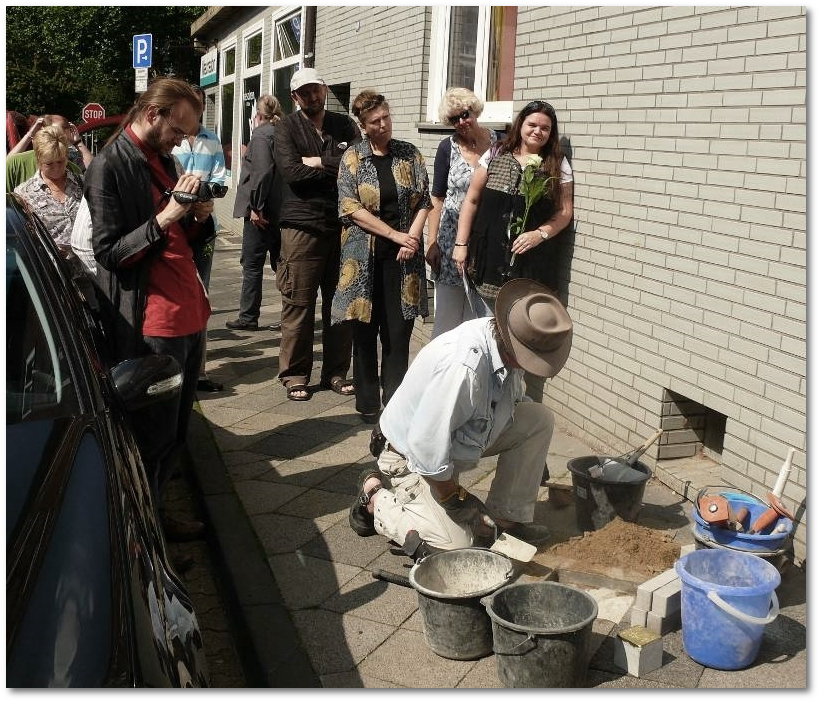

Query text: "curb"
[185, 403, 321, 688]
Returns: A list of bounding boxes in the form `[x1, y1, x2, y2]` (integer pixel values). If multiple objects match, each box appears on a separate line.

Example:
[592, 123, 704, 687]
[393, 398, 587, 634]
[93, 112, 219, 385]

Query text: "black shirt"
[372, 153, 401, 260]
[274, 110, 361, 234]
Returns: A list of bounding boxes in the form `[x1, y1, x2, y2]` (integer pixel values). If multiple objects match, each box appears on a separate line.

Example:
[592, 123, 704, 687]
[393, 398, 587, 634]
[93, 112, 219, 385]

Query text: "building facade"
[191, 6, 807, 563]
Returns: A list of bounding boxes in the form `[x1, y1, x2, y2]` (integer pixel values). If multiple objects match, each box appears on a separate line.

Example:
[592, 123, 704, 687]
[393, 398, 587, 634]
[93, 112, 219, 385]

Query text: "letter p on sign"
[133, 33, 152, 69]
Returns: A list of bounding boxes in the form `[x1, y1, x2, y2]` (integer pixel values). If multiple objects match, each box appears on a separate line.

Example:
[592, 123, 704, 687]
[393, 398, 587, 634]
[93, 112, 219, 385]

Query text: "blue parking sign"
[133, 34, 152, 69]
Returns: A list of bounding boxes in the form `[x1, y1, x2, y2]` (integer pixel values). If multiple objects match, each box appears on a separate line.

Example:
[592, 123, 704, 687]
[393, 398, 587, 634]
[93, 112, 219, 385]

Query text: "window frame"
[426, 5, 514, 124]
[218, 36, 238, 179]
[269, 5, 304, 115]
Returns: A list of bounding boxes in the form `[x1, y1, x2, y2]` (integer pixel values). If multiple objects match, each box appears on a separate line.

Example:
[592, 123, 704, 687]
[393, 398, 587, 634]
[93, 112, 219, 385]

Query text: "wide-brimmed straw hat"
[495, 279, 573, 378]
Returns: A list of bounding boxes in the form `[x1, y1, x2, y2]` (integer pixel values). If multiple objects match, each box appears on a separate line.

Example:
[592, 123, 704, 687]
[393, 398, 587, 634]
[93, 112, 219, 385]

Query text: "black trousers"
[351, 257, 415, 415]
[238, 217, 280, 323]
[132, 331, 204, 513]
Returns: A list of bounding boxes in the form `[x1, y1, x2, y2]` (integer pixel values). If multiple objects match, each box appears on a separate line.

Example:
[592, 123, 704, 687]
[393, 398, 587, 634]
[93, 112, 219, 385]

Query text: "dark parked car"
[6, 195, 209, 687]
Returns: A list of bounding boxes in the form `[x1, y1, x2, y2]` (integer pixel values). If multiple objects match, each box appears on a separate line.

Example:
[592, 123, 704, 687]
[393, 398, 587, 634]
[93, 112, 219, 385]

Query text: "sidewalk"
[186, 233, 806, 689]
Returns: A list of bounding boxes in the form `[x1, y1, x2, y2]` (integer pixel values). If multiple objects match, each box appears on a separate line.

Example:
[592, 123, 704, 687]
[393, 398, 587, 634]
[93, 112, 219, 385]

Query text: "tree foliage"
[6, 6, 205, 121]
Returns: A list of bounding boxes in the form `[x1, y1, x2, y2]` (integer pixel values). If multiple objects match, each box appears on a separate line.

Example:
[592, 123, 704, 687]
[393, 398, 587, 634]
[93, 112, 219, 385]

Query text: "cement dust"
[547, 517, 680, 577]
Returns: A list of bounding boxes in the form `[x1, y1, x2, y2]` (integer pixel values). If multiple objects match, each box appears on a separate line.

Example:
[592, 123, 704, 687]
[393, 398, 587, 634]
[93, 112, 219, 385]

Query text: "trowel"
[485, 518, 538, 562]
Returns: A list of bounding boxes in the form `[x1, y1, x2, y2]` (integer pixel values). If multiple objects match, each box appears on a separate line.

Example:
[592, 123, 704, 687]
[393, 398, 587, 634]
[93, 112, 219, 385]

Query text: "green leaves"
[509, 162, 554, 240]
[6, 6, 205, 119]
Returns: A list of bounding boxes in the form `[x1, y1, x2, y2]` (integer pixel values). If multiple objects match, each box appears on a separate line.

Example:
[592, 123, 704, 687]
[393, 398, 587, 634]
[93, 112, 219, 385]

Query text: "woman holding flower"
[454, 101, 573, 308]
[454, 100, 573, 410]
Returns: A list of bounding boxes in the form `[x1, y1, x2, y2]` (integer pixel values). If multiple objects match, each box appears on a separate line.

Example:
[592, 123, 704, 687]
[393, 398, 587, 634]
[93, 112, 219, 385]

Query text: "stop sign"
[81, 102, 106, 121]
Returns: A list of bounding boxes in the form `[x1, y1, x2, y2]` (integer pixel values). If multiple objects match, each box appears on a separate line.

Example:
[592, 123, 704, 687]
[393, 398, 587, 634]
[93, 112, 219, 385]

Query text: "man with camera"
[85, 78, 214, 545]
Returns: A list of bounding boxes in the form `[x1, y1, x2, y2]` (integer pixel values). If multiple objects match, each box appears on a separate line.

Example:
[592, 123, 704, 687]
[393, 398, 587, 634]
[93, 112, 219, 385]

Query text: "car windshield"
[6, 239, 79, 423]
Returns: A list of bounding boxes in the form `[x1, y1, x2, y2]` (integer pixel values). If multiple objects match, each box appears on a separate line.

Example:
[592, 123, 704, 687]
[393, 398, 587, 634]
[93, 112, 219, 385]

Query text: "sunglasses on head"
[448, 109, 470, 125]
[524, 100, 552, 112]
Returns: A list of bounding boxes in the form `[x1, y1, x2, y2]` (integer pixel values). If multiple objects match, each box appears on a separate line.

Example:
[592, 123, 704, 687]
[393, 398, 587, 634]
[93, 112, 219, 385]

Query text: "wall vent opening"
[660, 390, 726, 462]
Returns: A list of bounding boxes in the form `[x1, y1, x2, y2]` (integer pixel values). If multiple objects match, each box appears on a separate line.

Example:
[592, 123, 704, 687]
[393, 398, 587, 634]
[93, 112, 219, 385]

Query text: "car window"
[6, 241, 80, 423]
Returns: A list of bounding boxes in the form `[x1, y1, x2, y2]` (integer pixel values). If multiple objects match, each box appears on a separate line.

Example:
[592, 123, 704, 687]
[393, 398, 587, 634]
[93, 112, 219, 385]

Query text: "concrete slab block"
[646, 608, 681, 636]
[651, 577, 682, 617]
[630, 607, 648, 627]
[635, 568, 678, 609]
[613, 625, 663, 677]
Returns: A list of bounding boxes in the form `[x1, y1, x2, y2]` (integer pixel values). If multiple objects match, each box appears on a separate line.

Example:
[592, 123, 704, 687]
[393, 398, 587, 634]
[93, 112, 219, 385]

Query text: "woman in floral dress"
[332, 91, 431, 423]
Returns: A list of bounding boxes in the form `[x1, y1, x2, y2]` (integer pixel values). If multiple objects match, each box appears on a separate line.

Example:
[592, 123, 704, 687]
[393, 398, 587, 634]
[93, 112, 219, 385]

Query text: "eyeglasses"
[161, 114, 188, 139]
[524, 100, 552, 113]
[448, 109, 471, 125]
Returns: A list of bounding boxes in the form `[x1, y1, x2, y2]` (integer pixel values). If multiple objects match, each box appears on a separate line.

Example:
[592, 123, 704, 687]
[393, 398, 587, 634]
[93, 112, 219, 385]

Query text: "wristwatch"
[538, 227, 550, 240]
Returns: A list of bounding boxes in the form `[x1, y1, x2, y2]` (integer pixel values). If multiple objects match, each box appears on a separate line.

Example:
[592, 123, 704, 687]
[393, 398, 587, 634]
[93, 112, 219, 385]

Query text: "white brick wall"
[517, 6, 806, 561]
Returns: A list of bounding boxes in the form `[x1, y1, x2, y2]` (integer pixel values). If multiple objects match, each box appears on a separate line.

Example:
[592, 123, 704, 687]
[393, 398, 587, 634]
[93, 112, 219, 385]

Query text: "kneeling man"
[349, 278, 572, 554]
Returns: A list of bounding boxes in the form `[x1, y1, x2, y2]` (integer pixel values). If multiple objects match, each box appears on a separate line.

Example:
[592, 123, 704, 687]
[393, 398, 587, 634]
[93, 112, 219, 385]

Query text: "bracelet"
[454, 242, 468, 247]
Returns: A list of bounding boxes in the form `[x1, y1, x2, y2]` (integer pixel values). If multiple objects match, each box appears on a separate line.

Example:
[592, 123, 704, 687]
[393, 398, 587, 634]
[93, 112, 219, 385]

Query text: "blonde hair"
[32, 126, 68, 165]
[437, 87, 484, 124]
[257, 94, 283, 123]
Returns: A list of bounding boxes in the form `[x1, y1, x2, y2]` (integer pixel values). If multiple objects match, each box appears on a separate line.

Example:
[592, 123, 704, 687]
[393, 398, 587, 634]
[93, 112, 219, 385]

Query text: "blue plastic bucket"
[675, 549, 780, 670]
[692, 495, 792, 554]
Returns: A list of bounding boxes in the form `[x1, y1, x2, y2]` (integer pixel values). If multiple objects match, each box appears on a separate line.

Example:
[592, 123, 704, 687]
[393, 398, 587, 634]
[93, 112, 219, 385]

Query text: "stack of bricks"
[659, 390, 706, 460]
[629, 545, 696, 635]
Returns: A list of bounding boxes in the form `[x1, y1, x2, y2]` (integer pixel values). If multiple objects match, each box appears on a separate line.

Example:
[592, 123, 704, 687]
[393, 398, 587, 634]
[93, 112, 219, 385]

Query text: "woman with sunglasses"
[454, 100, 573, 406]
[426, 88, 498, 337]
[332, 90, 431, 424]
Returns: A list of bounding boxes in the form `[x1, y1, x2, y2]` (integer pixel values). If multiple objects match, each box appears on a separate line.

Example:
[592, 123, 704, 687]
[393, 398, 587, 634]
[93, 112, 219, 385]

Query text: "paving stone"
[251, 512, 324, 555]
[322, 569, 418, 627]
[298, 521, 392, 568]
[235, 479, 306, 516]
[268, 552, 360, 609]
[291, 609, 396, 676]
[357, 628, 479, 688]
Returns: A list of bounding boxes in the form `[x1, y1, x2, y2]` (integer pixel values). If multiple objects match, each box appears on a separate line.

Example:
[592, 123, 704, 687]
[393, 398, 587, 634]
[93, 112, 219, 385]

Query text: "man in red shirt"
[85, 78, 214, 544]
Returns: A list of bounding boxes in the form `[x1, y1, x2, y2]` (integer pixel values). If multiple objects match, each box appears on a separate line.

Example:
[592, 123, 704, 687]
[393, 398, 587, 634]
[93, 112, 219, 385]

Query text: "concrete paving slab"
[250, 512, 324, 555]
[322, 570, 419, 627]
[357, 628, 479, 688]
[235, 479, 306, 515]
[298, 521, 393, 569]
[455, 654, 503, 688]
[291, 609, 396, 676]
[268, 552, 360, 609]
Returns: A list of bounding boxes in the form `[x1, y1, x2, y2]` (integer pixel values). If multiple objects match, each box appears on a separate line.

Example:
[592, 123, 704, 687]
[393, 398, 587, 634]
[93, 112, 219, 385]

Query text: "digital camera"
[168, 182, 228, 204]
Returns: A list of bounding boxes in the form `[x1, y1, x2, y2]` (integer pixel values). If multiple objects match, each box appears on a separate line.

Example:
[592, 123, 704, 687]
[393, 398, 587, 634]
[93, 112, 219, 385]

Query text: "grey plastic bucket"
[567, 455, 651, 531]
[481, 581, 598, 687]
[408, 547, 515, 660]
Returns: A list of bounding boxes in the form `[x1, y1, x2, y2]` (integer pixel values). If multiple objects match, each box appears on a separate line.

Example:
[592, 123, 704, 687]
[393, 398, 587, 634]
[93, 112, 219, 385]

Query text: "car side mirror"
[111, 355, 183, 412]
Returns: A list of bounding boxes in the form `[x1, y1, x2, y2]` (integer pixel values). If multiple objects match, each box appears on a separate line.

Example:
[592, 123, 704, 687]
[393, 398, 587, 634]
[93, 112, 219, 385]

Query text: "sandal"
[321, 376, 355, 396]
[349, 467, 383, 537]
[286, 383, 312, 401]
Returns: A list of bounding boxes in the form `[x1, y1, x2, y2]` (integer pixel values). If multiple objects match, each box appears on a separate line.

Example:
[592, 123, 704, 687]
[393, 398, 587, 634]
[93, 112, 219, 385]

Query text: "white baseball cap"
[290, 67, 325, 92]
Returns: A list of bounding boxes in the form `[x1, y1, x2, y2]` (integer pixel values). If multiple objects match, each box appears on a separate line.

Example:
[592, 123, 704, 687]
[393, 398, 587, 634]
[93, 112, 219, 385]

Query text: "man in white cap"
[349, 278, 573, 555]
[273, 67, 361, 402]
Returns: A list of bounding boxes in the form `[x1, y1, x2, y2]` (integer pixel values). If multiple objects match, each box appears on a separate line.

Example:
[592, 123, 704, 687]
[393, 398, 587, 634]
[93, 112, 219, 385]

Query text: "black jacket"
[274, 110, 361, 234]
[232, 121, 283, 221]
[84, 131, 213, 362]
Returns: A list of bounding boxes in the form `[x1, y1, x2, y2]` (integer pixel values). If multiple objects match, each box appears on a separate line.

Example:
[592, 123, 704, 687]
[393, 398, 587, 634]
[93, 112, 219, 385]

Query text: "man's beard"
[300, 102, 324, 118]
[144, 123, 168, 154]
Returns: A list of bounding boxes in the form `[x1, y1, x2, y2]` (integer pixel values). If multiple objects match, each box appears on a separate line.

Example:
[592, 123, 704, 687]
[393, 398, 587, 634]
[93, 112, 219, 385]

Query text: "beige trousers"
[373, 402, 554, 549]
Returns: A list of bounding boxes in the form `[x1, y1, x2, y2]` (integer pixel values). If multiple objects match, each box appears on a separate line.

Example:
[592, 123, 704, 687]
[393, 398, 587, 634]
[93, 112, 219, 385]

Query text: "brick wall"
[515, 6, 806, 560]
